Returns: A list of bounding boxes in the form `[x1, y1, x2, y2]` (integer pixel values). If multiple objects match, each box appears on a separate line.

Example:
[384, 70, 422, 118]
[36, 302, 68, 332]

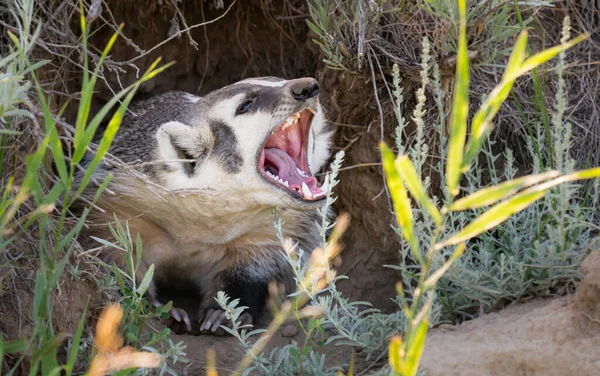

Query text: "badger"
[75, 77, 333, 334]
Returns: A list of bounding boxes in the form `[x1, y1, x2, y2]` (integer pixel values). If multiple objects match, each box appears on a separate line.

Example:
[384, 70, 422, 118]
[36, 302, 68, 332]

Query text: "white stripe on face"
[240, 79, 287, 87]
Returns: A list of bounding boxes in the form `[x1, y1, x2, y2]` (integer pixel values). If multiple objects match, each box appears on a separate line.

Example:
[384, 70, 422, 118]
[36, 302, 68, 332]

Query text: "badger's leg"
[197, 253, 294, 336]
[93, 216, 194, 333]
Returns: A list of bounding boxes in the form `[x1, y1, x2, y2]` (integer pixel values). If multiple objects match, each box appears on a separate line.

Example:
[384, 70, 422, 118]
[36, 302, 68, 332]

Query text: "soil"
[420, 251, 600, 376]
[169, 322, 353, 375]
[146, 251, 600, 375]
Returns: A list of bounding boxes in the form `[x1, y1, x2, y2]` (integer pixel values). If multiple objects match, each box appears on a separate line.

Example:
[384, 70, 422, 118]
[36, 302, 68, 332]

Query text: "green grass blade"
[21, 135, 51, 203]
[32, 81, 68, 184]
[71, 59, 173, 203]
[0, 130, 23, 135]
[42, 183, 65, 206]
[518, 33, 588, 75]
[423, 243, 465, 290]
[404, 317, 429, 376]
[71, 86, 133, 165]
[72, 28, 129, 165]
[65, 301, 88, 376]
[451, 170, 559, 211]
[48, 244, 76, 289]
[445, 0, 469, 197]
[74, 0, 90, 151]
[435, 190, 546, 250]
[53, 210, 89, 258]
[395, 155, 442, 226]
[33, 271, 49, 321]
[461, 32, 528, 170]
[513, 0, 552, 168]
[388, 336, 404, 375]
[514, 167, 600, 196]
[36, 334, 68, 375]
[381, 143, 420, 263]
[2, 338, 27, 354]
[566, 166, 600, 180]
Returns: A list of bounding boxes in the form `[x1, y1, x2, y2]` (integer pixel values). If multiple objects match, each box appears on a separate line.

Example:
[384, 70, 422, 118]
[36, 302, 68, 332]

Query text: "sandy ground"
[421, 251, 600, 376]
[170, 321, 352, 375]
[168, 252, 600, 375]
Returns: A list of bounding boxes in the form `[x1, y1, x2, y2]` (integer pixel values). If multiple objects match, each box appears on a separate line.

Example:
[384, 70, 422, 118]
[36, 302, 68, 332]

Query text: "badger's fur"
[75, 77, 333, 334]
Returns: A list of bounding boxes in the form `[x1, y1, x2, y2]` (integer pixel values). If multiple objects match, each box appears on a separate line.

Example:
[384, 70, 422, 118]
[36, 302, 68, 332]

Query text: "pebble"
[281, 324, 298, 337]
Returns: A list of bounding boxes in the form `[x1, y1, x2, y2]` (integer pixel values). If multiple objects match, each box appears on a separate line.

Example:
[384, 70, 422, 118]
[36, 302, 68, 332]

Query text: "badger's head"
[154, 77, 333, 210]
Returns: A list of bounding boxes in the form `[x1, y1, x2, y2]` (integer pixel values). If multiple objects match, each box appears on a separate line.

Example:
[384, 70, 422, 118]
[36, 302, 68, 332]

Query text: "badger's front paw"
[165, 307, 193, 334]
[148, 296, 192, 334]
[198, 308, 253, 336]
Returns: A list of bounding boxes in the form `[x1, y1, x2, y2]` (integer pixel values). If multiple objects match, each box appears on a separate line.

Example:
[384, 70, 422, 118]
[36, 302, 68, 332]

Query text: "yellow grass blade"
[435, 190, 546, 250]
[381, 143, 421, 263]
[451, 170, 559, 211]
[395, 155, 442, 226]
[445, 0, 469, 197]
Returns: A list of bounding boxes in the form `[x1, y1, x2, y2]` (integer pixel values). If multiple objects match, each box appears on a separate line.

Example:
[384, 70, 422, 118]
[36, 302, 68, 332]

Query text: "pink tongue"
[264, 148, 320, 193]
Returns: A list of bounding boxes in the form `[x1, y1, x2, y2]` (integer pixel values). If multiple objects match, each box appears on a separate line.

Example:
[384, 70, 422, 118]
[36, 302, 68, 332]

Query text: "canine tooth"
[283, 180, 289, 187]
[301, 182, 313, 199]
[319, 178, 329, 193]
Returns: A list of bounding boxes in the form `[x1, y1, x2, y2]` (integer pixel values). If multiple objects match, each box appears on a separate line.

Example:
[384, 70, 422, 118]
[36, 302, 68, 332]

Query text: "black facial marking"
[247, 89, 285, 115]
[205, 83, 291, 117]
[209, 121, 243, 174]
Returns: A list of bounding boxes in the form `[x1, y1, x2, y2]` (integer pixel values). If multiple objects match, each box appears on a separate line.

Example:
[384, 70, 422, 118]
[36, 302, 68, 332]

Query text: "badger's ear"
[156, 121, 212, 175]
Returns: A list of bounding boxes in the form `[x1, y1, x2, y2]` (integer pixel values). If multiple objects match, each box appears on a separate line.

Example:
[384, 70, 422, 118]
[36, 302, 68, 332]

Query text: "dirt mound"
[420, 251, 600, 376]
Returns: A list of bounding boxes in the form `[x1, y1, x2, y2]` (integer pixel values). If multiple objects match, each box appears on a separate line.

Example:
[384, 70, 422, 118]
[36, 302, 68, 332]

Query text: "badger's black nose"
[291, 78, 320, 101]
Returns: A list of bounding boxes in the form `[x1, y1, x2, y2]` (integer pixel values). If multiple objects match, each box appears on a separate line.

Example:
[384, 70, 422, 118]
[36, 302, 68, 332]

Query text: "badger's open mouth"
[258, 108, 327, 201]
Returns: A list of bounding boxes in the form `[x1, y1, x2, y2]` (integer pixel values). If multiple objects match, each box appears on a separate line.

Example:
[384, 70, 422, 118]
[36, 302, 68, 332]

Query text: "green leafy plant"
[91, 216, 189, 375]
[381, 1, 592, 374]
[0, 0, 173, 374]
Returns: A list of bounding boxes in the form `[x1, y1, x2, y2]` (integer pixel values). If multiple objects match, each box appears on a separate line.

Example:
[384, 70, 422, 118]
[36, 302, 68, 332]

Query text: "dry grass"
[308, 1, 600, 169]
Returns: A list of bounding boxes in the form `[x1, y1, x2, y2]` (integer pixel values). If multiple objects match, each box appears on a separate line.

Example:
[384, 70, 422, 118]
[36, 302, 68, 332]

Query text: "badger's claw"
[148, 296, 192, 334]
[198, 309, 253, 336]
[166, 307, 192, 334]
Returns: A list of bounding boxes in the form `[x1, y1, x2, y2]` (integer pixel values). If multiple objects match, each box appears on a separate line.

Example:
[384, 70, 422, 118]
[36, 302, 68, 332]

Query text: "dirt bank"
[421, 251, 600, 376]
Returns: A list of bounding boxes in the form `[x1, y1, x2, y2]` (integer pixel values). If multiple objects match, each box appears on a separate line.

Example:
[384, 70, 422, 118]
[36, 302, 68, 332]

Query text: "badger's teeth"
[282, 112, 301, 130]
[319, 177, 329, 193]
[301, 182, 313, 199]
[282, 180, 289, 187]
[296, 167, 308, 177]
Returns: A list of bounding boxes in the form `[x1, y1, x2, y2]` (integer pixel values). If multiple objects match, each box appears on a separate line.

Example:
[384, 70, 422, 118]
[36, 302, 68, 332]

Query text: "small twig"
[367, 52, 393, 210]
[111, 0, 236, 67]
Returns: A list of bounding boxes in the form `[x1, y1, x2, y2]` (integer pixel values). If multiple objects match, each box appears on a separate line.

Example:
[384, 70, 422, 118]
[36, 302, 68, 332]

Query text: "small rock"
[281, 325, 298, 337]
[436, 324, 457, 331]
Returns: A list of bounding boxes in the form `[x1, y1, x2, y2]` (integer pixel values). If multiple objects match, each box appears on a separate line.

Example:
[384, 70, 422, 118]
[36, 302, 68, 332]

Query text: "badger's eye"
[236, 98, 254, 115]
